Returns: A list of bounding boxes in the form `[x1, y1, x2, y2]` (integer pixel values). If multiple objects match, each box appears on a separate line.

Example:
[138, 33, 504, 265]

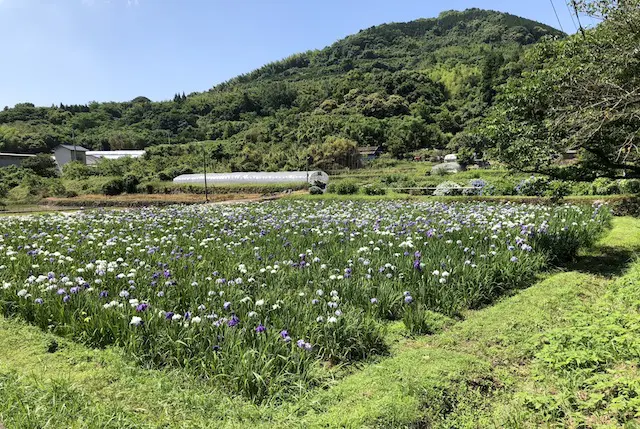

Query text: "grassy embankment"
[1, 216, 640, 428]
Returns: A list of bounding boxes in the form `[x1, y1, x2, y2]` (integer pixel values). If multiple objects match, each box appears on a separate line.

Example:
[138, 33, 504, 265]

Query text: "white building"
[86, 150, 146, 165]
[53, 145, 88, 171]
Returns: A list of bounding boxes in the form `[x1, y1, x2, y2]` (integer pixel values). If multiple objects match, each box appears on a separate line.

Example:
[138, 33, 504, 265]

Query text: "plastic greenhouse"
[172, 171, 329, 186]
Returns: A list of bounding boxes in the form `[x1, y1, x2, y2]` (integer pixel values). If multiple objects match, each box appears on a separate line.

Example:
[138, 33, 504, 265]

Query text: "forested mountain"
[0, 8, 563, 172]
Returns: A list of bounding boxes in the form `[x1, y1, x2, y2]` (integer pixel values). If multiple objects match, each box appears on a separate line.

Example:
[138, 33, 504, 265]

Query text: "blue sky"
[0, 0, 586, 107]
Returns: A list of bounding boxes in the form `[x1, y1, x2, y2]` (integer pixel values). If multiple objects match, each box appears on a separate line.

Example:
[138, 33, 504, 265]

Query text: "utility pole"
[203, 144, 209, 202]
[72, 127, 77, 162]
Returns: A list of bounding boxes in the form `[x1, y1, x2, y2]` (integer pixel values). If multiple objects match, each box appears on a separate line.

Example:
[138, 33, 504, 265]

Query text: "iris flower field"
[0, 201, 610, 400]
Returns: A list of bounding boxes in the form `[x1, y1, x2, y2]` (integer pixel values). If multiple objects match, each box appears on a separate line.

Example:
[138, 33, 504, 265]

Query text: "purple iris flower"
[35, 298, 44, 305]
[404, 295, 413, 304]
[255, 324, 266, 333]
[164, 311, 174, 320]
[99, 290, 108, 299]
[227, 315, 239, 327]
[63, 295, 71, 303]
[56, 288, 66, 295]
[70, 286, 80, 294]
[136, 303, 149, 312]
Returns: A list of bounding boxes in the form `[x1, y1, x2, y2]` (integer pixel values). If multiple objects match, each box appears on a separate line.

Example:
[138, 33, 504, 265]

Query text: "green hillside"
[0, 8, 563, 174]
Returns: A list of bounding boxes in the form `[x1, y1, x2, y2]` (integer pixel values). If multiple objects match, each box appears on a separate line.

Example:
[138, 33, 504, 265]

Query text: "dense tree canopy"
[483, 0, 640, 180]
[0, 9, 563, 173]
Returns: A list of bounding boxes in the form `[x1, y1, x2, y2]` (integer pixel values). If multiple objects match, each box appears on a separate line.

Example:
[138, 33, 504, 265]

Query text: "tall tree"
[484, 0, 640, 179]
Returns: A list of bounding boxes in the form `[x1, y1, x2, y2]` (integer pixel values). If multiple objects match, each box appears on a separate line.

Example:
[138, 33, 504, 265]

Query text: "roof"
[358, 146, 382, 155]
[173, 171, 330, 185]
[0, 152, 36, 158]
[56, 144, 89, 152]
[86, 150, 146, 157]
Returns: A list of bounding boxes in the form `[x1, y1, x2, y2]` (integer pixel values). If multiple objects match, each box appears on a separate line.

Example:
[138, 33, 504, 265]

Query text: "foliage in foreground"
[0, 217, 637, 428]
[483, 0, 640, 180]
[0, 201, 609, 399]
[526, 263, 640, 426]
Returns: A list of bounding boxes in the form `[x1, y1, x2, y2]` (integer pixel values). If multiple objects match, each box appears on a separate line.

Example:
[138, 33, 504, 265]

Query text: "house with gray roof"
[53, 144, 88, 170]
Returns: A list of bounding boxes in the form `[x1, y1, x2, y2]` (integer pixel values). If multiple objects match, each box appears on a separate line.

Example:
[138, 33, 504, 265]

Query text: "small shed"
[53, 145, 88, 170]
[357, 146, 383, 161]
[563, 149, 579, 160]
[0, 152, 35, 168]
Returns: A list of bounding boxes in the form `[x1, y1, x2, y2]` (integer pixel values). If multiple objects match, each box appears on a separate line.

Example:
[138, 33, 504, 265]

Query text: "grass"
[41, 192, 260, 207]
[289, 191, 633, 204]
[1, 216, 639, 428]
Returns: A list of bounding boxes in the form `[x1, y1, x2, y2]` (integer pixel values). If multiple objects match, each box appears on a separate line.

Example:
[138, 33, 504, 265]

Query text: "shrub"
[123, 174, 140, 194]
[309, 186, 323, 195]
[381, 174, 403, 185]
[62, 161, 94, 180]
[21, 174, 48, 196]
[101, 178, 125, 196]
[619, 179, 640, 195]
[571, 181, 592, 196]
[591, 178, 620, 195]
[328, 180, 360, 195]
[48, 181, 68, 198]
[515, 176, 549, 196]
[21, 154, 59, 178]
[433, 181, 462, 196]
[157, 166, 193, 181]
[545, 180, 571, 202]
[462, 179, 487, 196]
[362, 183, 387, 196]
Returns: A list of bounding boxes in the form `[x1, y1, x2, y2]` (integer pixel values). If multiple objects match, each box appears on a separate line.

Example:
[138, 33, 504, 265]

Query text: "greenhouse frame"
[172, 171, 329, 186]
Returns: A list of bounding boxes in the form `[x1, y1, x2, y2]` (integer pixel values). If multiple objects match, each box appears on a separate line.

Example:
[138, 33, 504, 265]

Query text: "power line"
[570, 0, 587, 38]
[549, 0, 565, 32]
[564, 0, 579, 32]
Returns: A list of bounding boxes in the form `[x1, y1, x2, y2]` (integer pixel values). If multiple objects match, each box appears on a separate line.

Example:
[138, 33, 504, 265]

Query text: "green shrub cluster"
[327, 180, 360, 195]
[101, 178, 125, 196]
[362, 184, 387, 195]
